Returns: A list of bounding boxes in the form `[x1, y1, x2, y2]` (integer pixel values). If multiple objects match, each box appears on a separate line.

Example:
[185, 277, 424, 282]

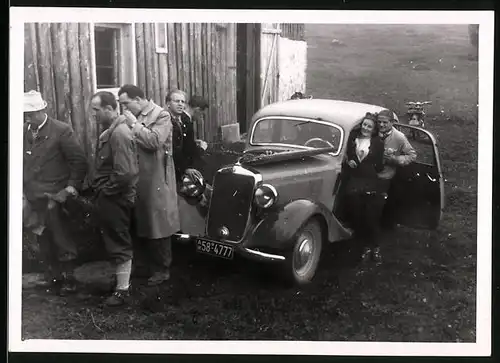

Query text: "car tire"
[280, 217, 323, 286]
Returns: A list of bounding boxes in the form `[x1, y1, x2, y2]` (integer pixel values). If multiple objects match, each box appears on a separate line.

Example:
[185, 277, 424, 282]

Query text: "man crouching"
[90, 91, 139, 307]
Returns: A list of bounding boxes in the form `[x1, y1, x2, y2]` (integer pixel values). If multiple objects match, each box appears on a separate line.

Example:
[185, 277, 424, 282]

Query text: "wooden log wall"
[278, 37, 307, 101]
[281, 24, 305, 41]
[135, 23, 237, 142]
[25, 22, 309, 166]
[24, 23, 97, 173]
[260, 23, 306, 106]
[260, 23, 280, 107]
[24, 21, 239, 181]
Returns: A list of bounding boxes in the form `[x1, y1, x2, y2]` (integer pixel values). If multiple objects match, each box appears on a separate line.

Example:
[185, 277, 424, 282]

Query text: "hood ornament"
[218, 226, 230, 238]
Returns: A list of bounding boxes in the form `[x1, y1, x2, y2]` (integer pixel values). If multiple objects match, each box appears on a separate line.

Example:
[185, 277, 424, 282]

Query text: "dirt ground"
[21, 24, 478, 342]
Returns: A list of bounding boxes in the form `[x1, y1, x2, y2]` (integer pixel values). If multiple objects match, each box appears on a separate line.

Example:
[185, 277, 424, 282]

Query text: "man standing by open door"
[375, 109, 417, 262]
[118, 84, 180, 286]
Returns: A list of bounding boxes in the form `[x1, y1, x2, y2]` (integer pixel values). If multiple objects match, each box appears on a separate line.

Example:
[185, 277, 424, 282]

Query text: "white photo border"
[9, 7, 494, 356]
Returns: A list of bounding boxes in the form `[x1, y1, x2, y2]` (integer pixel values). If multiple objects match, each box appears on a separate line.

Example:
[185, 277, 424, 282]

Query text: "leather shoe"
[104, 288, 131, 307]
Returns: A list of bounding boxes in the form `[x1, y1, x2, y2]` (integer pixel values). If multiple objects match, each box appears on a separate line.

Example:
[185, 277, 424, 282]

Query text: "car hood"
[238, 146, 337, 167]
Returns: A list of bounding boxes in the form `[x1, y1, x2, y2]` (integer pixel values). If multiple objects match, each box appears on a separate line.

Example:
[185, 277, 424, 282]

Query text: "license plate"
[195, 238, 234, 260]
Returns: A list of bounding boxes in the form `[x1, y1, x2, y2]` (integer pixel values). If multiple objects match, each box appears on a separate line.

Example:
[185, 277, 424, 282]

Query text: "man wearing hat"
[23, 90, 88, 295]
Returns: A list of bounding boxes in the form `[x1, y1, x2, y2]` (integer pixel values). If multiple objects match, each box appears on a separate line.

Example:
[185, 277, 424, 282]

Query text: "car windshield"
[250, 117, 343, 154]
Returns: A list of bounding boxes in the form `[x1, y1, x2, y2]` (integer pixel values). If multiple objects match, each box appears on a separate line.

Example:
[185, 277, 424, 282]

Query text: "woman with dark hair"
[343, 112, 387, 264]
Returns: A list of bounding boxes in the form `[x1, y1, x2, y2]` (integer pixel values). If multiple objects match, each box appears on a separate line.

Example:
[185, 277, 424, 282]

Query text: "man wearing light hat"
[23, 90, 88, 295]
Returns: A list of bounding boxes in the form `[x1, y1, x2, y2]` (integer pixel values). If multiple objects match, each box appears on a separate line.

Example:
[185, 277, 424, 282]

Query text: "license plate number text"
[196, 239, 234, 260]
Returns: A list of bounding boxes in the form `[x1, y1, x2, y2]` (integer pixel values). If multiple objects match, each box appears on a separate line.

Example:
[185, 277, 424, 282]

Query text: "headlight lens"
[180, 169, 206, 198]
[254, 184, 278, 209]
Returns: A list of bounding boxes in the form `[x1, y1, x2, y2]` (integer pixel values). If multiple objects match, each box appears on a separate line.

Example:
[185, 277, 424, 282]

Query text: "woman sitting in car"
[342, 112, 387, 265]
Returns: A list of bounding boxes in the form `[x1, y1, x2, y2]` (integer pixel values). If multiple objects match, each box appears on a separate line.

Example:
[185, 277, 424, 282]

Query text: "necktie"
[31, 127, 39, 140]
[26, 126, 38, 144]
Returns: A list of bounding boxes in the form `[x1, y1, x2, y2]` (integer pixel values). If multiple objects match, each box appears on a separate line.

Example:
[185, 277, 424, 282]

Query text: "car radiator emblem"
[218, 226, 230, 238]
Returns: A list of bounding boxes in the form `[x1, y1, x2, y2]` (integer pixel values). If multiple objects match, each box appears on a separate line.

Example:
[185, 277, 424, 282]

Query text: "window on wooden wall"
[91, 23, 137, 100]
[155, 23, 168, 54]
[95, 27, 120, 89]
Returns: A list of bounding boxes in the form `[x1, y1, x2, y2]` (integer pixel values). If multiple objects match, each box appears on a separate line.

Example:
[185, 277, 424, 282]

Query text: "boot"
[59, 273, 77, 296]
[34, 265, 63, 290]
[147, 270, 170, 286]
[372, 247, 383, 265]
[33, 276, 62, 289]
[104, 288, 131, 307]
[105, 260, 132, 306]
[360, 247, 372, 262]
[58, 261, 78, 296]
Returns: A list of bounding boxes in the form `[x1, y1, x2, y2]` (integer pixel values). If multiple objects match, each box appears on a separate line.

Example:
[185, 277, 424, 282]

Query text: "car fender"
[246, 199, 352, 251]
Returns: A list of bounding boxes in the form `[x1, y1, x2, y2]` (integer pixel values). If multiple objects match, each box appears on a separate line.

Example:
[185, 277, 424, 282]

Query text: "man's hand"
[384, 154, 397, 164]
[44, 186, 78, 204]
[347, 160, 357, 168]
[384, 148, 396, 157]
[383, 148, 397, 164]
[195, 139, 208, 151]
[184, 168, 204, 183]
[123, 110, 138, 128]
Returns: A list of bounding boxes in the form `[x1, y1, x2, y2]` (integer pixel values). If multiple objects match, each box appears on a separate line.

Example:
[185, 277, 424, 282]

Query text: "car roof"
[251, 99, 397, 129]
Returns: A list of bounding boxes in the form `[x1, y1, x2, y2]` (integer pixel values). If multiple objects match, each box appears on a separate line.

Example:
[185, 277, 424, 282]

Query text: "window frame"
[90, 22, 137, 102]
[154, 23, 168, 54]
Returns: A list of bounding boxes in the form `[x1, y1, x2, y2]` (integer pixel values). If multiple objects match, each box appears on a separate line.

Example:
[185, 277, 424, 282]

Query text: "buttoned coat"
[23, 117, 87, 202]
[131, 101, 180, 239]
[92, 116, 139, 203]
[171, 110, 203, 182]
[343, 131, 386, 194]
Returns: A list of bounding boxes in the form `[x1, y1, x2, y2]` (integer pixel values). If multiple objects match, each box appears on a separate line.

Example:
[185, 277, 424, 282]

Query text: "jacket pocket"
[95, 143, 112, 170]
[163, 151, 172, 186]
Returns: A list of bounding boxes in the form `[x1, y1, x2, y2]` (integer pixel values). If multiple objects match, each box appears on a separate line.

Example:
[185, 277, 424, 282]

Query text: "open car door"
[384, 124, 445, 229]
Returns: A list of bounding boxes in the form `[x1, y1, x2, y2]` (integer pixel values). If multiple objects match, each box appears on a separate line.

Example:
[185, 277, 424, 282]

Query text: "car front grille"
[206, 169, 256, 242]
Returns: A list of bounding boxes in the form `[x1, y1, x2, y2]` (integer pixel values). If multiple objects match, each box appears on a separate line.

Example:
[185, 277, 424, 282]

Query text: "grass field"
[21, 24, 478, 342]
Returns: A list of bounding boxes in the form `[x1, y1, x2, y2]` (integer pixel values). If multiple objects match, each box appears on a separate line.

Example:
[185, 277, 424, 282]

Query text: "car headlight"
[180, 169, 206, 198]
[254, 184, 278, 209]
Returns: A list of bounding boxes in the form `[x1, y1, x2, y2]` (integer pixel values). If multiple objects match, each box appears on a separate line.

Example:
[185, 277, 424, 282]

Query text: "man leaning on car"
[376, 109, 417, 228]
[165, 89, 206, 182]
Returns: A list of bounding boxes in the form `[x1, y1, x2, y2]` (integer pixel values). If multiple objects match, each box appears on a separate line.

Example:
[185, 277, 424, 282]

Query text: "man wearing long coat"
[118, 84, 180, 286]
[23, 90, 88, 295]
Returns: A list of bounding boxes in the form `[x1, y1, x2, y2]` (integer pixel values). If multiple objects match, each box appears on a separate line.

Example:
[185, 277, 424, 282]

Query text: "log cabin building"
[23, 22, 306, 165]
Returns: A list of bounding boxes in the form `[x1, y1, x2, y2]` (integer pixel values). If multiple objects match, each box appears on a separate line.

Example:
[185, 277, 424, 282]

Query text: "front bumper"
[174, 233, 286, 263]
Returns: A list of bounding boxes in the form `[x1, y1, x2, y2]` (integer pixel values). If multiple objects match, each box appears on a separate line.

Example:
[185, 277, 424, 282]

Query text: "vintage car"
[175, 99, 445, 285]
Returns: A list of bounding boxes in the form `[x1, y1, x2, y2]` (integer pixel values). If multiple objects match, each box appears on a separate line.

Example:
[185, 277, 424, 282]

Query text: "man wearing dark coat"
[118, 84, 180, 286]
[165, 90, 206, 182]
[23, 90, 87, 296]
[90, 91, 139, 306]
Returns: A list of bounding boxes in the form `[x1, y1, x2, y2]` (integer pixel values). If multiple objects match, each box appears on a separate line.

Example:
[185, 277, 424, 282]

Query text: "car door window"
[394, 124, 435, 166]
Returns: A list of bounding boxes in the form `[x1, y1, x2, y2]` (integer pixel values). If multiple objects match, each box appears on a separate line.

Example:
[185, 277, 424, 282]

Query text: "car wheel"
[281, 218, 323, 286]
